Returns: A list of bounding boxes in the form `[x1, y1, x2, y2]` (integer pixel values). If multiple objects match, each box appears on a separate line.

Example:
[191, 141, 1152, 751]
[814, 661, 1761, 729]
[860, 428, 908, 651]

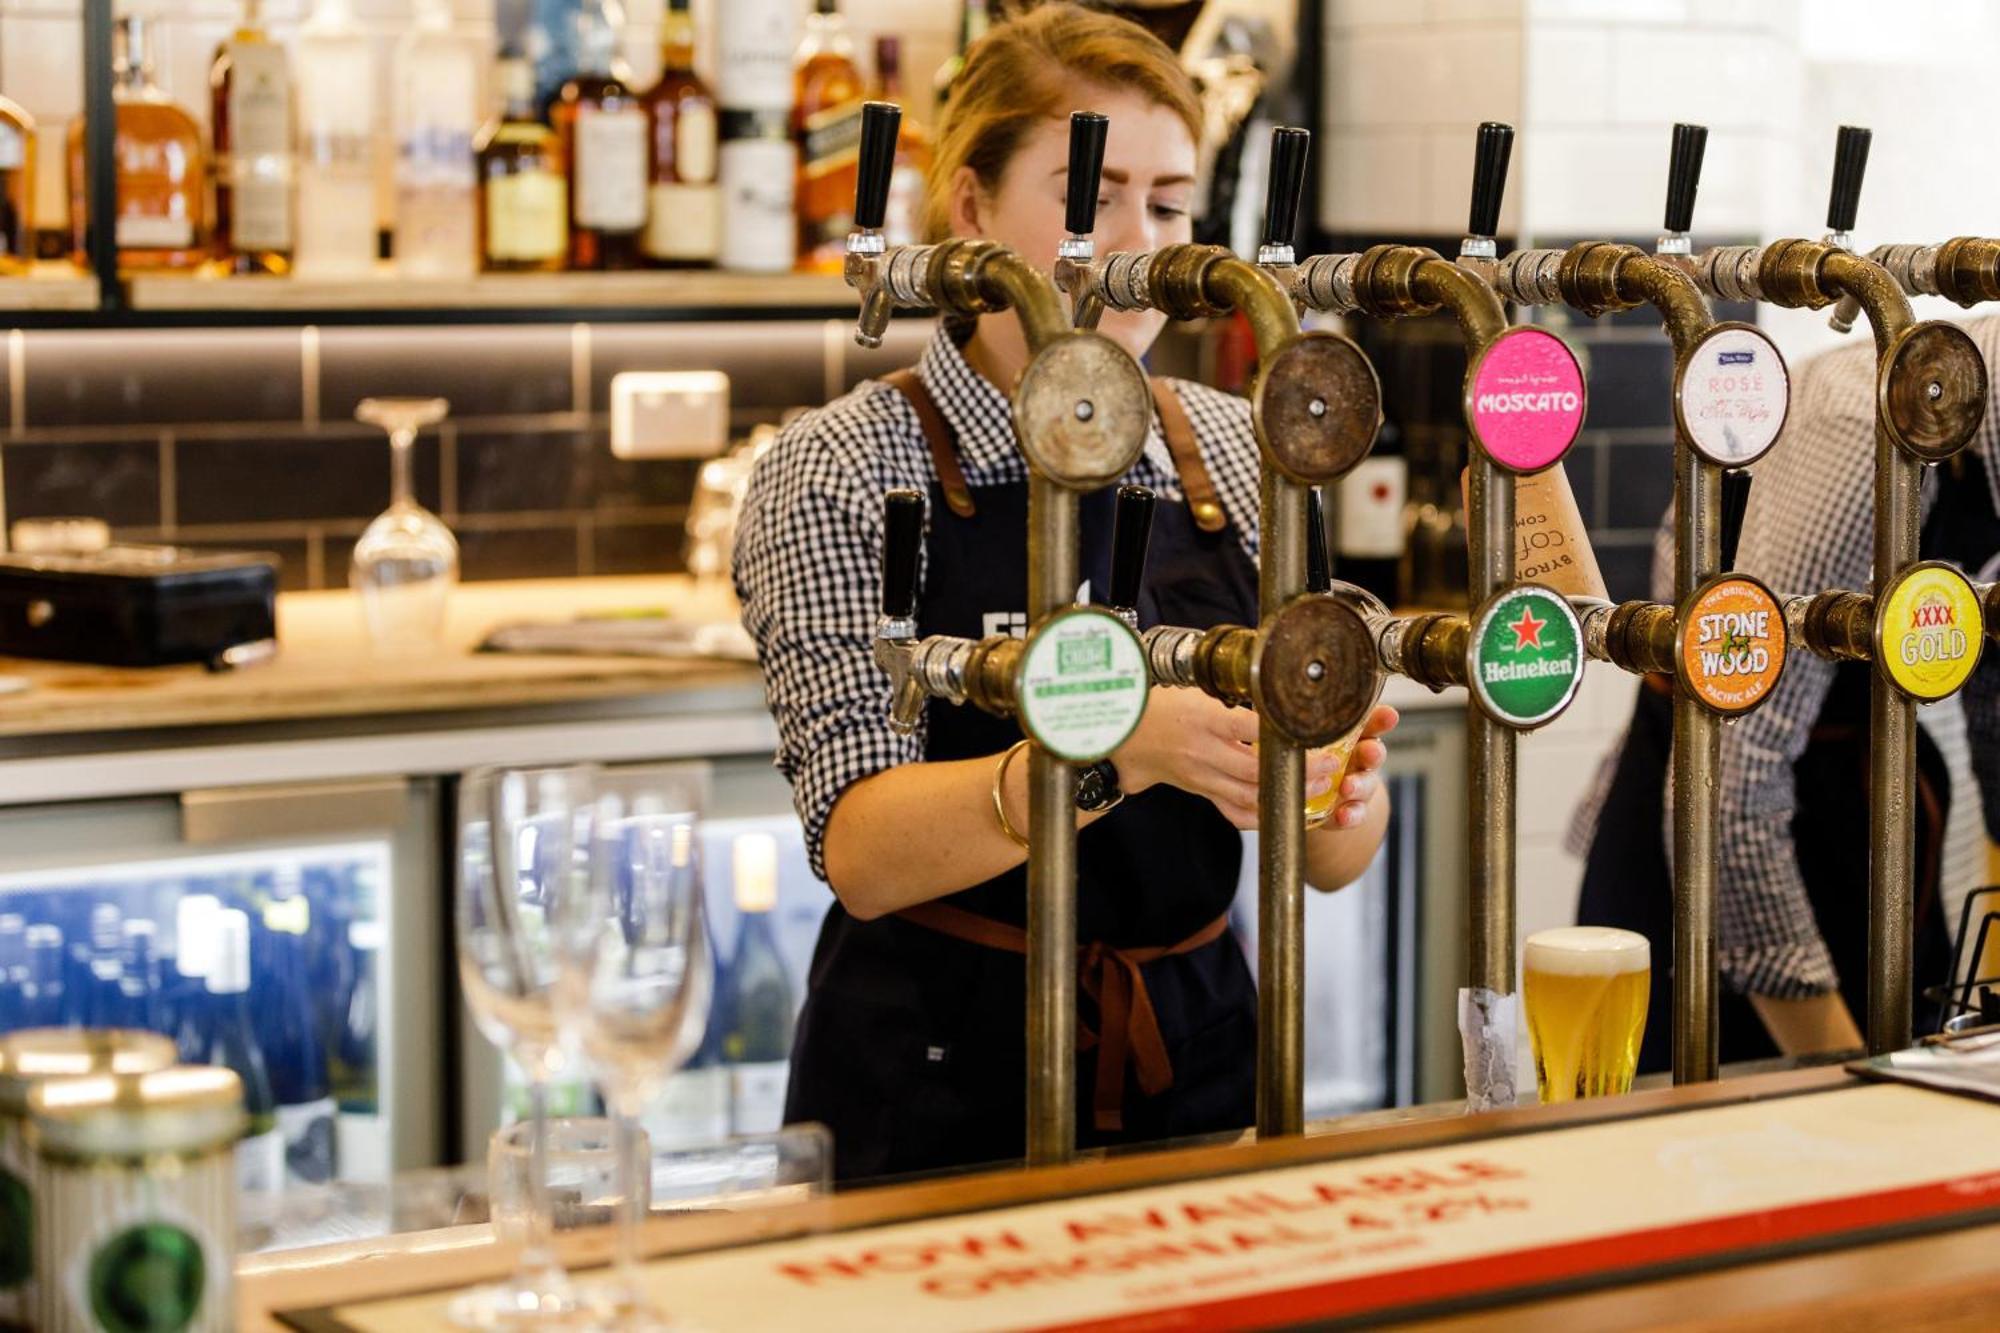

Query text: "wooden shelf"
[124, 268, 855, 314]
[0, 264, 100, 311]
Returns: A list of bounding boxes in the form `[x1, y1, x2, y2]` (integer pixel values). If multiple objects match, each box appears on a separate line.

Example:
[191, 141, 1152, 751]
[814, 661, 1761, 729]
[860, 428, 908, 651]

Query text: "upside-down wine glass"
[352, 395, 458, 653]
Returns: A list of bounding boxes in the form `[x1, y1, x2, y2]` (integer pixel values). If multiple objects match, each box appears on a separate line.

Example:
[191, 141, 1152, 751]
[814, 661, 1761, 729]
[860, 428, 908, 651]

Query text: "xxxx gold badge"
[1677, 574, 1788, 716]
[1875, 561, 1984, 701]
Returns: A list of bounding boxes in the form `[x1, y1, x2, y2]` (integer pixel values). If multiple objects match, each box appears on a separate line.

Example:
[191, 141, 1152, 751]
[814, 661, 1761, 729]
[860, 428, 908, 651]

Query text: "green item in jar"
[88, 1222, 207, 1333]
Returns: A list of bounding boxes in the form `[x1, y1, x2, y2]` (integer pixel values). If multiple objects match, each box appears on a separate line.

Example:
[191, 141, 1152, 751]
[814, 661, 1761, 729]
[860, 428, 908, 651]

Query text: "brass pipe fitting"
[1349, 244, 1444, 319]
[1556, 242, 1650, 319]
[1790, 590, 1876, 663]
[1373, 612, 1468, 693]
[1932, 236, 2000, 306]
[1578, 600, 1677, 676]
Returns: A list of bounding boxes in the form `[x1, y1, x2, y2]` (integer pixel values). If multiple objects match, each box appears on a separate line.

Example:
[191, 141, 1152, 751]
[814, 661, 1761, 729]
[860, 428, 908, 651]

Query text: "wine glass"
[451, 764, 601, 1330]
[554, 788, 713, 1325]
[352, 396, 457, 653]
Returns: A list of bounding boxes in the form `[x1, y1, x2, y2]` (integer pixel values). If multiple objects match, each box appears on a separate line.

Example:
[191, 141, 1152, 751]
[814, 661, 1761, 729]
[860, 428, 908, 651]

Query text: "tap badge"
[1677, 574, 1787, 715]
[1877, 562, 1983, 701]
[1015, 606, 1148, 762]
[1469, 584, 1584, 729]
[1677, 323, 1789, 468]
[1468, 327, 1586, 474]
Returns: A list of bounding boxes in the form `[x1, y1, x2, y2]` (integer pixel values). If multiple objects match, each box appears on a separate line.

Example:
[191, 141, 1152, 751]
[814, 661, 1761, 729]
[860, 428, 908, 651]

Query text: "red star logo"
[1508, 605, 1547, 651]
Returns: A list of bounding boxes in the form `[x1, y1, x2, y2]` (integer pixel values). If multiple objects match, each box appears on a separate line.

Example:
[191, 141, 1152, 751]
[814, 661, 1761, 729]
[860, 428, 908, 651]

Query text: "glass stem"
[389, 426, 416, 509]
[615, 1091, 645, 1301]
[519, 1071, 559, 1277]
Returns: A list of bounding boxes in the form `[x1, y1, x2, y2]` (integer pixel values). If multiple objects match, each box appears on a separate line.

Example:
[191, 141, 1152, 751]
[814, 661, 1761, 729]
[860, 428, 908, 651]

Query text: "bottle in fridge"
[171, 893, 223, 1062]
[202, 908, 284, 1194]
[719, 833, 794, 1135]
[261, 893, 339, 1186]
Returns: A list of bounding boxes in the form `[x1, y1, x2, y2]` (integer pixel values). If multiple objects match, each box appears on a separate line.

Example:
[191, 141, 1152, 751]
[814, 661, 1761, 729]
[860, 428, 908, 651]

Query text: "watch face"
[1074, 761, 1121, 812]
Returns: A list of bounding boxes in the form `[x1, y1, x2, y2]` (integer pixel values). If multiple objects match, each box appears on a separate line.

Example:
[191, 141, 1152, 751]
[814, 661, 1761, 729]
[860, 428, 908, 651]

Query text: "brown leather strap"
[883, 369, 977, 518]
[1150, 378, 1227, 533]
[896, 899, 1232, 1132]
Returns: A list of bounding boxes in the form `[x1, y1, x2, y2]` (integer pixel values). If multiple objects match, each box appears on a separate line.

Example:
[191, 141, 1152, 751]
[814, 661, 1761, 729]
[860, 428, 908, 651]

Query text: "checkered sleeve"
[1710, 340, 1883, 998]
[732, 385, 928, 883]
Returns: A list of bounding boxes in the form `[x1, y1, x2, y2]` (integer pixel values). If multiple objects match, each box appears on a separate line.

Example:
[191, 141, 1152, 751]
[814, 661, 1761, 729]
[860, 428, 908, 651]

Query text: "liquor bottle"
[553, 0, 647, 271]
[874, 38, 929, 248]
[209, 0, 294, 275]
[640, 0, 720, 268]
[1334, 420, 1407, 606]
[791, 0, 865, 275]
[649, 884, 729, 1147]
[524, 0, 588, 115]
[476, 54, 568, 273]
[65, 16, 208, 271]
[260, 894, 338, 1186]
[170, 893, 223, 1062]
[294, 0, 380, 278]
[0, 95, 34, 274]
[716, 0, 798, 272]
[393, 0, 480, 279]
[933, 0, 992, 111]
[204, 908, 283, 1194]
[719, 833, 794, 1135]
[116, 918, 168, 1033]
[19, 925, 63, 1027]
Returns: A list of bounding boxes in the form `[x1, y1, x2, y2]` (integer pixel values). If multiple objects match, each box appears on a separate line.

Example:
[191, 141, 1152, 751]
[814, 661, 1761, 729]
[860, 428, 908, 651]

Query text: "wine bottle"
[392, 0, 480, 278]
[116, 919, 168, 1034]
[170, 894, 223, 1062]
[649, 885, 730, 1148]
[1334, 420, 1407, 606]
[0, 912, 24, 1030]
[19, 925, 64, 1028]
[333, 918, 386, 1181]
[720, 833, 794, 1135]
[261, 894, 338, 1186]
[716, 0, 799, 272]
[203, 908, 283, 1194]
[84, 902, 125, 1027]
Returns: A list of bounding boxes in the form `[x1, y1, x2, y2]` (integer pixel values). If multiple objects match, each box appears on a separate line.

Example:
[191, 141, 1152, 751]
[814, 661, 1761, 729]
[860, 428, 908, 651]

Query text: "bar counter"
[240, 1067, 2000, 1331]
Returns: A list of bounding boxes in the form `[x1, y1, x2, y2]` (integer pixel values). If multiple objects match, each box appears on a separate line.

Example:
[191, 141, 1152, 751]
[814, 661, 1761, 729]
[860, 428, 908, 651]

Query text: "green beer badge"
[87, 1222, 207, 1333]
[1015, 607, 1148, 762]
[1469, 584, 1585, 729]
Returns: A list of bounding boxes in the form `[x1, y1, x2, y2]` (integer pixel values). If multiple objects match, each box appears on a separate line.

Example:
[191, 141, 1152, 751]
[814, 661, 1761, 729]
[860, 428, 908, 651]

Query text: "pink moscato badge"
[1469, 327, 1586, 473]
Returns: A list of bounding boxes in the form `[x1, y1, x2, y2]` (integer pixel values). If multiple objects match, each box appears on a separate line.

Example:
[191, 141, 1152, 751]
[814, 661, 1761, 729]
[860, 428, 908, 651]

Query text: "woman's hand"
[1327, 704, 1399, 831]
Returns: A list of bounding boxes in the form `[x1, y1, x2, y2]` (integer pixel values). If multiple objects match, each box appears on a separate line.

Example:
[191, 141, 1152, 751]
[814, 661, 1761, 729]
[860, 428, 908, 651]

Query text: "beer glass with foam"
[1523, 926, 1650, 1103]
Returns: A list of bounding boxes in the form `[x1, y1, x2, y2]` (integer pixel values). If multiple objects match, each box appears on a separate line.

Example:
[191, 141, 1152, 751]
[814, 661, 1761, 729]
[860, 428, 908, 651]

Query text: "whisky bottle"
[65, 15, 208, 271]
[933, 0, 992, 111]
[393, 0, 480, 278]
[792, 0, 865, 275]
[0, 94, 33, 274]
[294, 0, 380, 278]
[476, 55, 567, 273]
[553, 0, 647, 271]
[716, 0, 798, 273]
[874, 37, 929, 248]
[641, 0, 720, 268]
[210, 0, 294, 275]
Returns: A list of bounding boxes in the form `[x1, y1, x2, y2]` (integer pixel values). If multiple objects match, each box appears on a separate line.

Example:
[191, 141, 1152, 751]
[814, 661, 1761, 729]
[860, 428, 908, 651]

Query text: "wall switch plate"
[610, 370, 731, 459]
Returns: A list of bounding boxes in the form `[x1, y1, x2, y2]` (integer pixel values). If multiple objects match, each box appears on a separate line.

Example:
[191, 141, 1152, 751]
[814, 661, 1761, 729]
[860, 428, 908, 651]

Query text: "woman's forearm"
[1304, 784, 1390, 892]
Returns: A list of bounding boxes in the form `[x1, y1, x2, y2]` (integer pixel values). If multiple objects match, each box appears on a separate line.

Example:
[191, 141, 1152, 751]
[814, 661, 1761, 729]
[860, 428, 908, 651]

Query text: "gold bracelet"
[992, 739, 1032, 851]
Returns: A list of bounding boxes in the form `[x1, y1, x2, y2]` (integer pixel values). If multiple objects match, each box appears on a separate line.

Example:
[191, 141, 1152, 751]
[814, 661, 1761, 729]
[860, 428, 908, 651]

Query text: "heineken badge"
[1676, 323, 1789, 468]
[1876, 561, 1984, 701]
[1015, 607, 1149, 761]
[1469, 584, 1585, 729]
[1467, 326, 1587, 474]
[1677, 574, 1788, 716]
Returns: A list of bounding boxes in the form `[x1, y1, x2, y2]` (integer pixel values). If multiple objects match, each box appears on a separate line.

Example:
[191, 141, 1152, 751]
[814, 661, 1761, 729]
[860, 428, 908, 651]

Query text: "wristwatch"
[1073, 759, 1124, 813]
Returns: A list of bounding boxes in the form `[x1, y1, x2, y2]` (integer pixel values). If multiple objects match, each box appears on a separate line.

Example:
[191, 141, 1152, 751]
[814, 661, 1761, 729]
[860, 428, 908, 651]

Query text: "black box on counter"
[0, 546, 278, 668]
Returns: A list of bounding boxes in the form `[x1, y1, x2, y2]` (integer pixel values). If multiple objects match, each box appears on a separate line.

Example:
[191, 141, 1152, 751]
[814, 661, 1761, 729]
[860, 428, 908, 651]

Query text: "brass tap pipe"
[1574, 598, 1679, 677]
[1829, 237, 2000, 333]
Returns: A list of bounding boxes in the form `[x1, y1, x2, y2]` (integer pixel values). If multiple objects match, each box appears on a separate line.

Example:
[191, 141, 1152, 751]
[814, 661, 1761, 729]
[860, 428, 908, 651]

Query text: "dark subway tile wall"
[0, 318, 874, 589]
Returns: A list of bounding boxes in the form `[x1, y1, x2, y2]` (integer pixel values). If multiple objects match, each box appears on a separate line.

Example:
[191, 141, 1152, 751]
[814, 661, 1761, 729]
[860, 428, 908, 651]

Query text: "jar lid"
[29, 1067, 244, 1160]
[0, 1028, 177, 1118]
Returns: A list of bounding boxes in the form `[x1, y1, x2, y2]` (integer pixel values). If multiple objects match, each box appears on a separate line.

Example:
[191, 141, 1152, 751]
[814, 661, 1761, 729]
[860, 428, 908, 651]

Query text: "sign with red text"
[1877, 561, 1985, 701]
[1467, 327, 1586, 474]
[1676, 323, 1790, 468]
[304, 1085, 2000, 1333]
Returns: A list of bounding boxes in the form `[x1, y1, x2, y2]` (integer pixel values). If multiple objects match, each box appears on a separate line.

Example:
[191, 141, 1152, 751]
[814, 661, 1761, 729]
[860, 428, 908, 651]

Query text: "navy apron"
[1579, 453, 1998, 1071]
[783, 369, 1261, 1184]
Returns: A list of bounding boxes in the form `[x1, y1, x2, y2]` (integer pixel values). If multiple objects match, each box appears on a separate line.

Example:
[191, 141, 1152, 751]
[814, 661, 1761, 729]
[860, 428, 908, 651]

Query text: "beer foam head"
[1525, 926, 1650, 976]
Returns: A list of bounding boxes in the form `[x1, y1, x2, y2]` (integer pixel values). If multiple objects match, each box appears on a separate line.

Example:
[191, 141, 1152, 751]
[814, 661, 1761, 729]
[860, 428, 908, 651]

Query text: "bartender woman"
[734, 3, 1396, 1183]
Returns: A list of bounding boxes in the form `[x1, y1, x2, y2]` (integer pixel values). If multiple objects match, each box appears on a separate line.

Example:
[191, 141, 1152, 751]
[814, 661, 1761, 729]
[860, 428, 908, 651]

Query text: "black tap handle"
[881, 489, 923, 619]
[1467, 121, 1515, 240]
[855, 102, 902, 231]
[1262, 126, 1311, 251]
[1065, 112, 1110, 237]
[1663, 123, 1708, 234]
[1826, 125, 1871, 234]
[1719, 471, 1752, 572]
[1306, 487, 1331, 594]
[1109, 485, 1156, 613]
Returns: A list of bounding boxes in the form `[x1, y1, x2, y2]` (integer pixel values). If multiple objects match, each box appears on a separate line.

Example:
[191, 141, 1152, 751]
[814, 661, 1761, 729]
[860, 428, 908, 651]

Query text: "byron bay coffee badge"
[1676, 324, 1789, 468]
[1876, 562, 1984, 702]
[1469, 585, 1585, 729]
[1467, 327, 1586, 474]
[1677, 575, 1787, 716]
[1016, 607, 1148, 761]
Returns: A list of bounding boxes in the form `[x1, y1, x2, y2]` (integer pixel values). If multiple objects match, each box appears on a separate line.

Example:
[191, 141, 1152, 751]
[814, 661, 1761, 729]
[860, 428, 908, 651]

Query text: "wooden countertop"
[0, 575, 763, 740]
[239, 1069, 2000, 1331]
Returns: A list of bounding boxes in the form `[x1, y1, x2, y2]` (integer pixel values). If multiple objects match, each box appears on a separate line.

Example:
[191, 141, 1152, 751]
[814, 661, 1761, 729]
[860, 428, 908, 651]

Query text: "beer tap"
[1269, 126, 1592, 1109]
[849, 102, 1158, 1164]
[1056, 111, 1110, 332]
[1464, 120, 1796, 1084]
[1053, 109, 1385, 1137]
[1676, 123, 1991, 1054]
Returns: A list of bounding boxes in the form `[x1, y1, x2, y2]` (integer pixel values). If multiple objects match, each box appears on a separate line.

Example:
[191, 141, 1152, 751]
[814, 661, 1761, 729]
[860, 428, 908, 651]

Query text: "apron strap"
[1150, 378, 1228, 533]
[896, 899, 1231, 1133]
[882, 369, 978, 518]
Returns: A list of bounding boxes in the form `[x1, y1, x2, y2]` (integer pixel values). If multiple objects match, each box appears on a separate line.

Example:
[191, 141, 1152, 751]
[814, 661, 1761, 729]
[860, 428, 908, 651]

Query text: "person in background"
[733, 3, 1397, 1182]
[1571, 316, 2000, 1069]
